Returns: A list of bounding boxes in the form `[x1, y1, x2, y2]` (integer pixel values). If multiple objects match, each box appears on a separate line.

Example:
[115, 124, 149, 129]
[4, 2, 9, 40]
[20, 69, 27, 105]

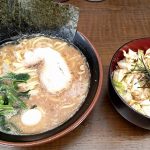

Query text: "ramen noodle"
[0, 35, 90, 135]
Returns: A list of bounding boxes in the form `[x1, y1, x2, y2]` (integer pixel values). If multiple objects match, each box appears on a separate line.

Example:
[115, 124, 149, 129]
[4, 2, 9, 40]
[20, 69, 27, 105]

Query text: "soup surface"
[0, 35, 90, 134]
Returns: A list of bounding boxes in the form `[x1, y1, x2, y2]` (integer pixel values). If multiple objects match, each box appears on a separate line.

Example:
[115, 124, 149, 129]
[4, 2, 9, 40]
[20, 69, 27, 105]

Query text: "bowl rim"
[0, 31, 103, 147]
[109, 37, 150, 120]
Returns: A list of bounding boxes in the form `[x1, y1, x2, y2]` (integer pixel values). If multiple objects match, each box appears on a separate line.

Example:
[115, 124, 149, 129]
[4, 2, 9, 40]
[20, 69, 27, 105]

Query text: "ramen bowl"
[0, 31, 103, 147]
[109, 37, 150, 130]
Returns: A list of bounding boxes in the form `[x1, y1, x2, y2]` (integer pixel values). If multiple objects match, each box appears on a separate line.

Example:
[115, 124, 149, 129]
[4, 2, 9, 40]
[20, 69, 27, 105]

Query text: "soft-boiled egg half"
[21, 108, 42, 126]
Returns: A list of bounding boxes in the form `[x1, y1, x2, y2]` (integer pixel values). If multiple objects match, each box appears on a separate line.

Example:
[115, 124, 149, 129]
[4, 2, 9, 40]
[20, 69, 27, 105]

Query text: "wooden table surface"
[1, 0, 150, 149]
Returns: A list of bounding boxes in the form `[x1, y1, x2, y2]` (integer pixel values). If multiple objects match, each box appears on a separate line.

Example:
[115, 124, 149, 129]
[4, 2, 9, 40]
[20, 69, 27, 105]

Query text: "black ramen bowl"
[0, 31, 103, 147]
[109, 37, 150, 130]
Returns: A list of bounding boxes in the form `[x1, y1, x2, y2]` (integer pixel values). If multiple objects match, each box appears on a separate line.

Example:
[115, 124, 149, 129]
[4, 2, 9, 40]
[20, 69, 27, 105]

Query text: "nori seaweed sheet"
[0, 0, 79, 41]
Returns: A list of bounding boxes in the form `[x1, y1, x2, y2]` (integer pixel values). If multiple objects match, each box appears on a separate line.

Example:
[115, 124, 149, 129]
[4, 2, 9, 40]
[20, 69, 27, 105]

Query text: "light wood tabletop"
[1, 0, 150, 149]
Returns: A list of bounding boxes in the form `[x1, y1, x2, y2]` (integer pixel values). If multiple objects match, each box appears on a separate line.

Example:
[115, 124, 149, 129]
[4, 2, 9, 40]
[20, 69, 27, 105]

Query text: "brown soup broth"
[0, 35, 90, 135]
